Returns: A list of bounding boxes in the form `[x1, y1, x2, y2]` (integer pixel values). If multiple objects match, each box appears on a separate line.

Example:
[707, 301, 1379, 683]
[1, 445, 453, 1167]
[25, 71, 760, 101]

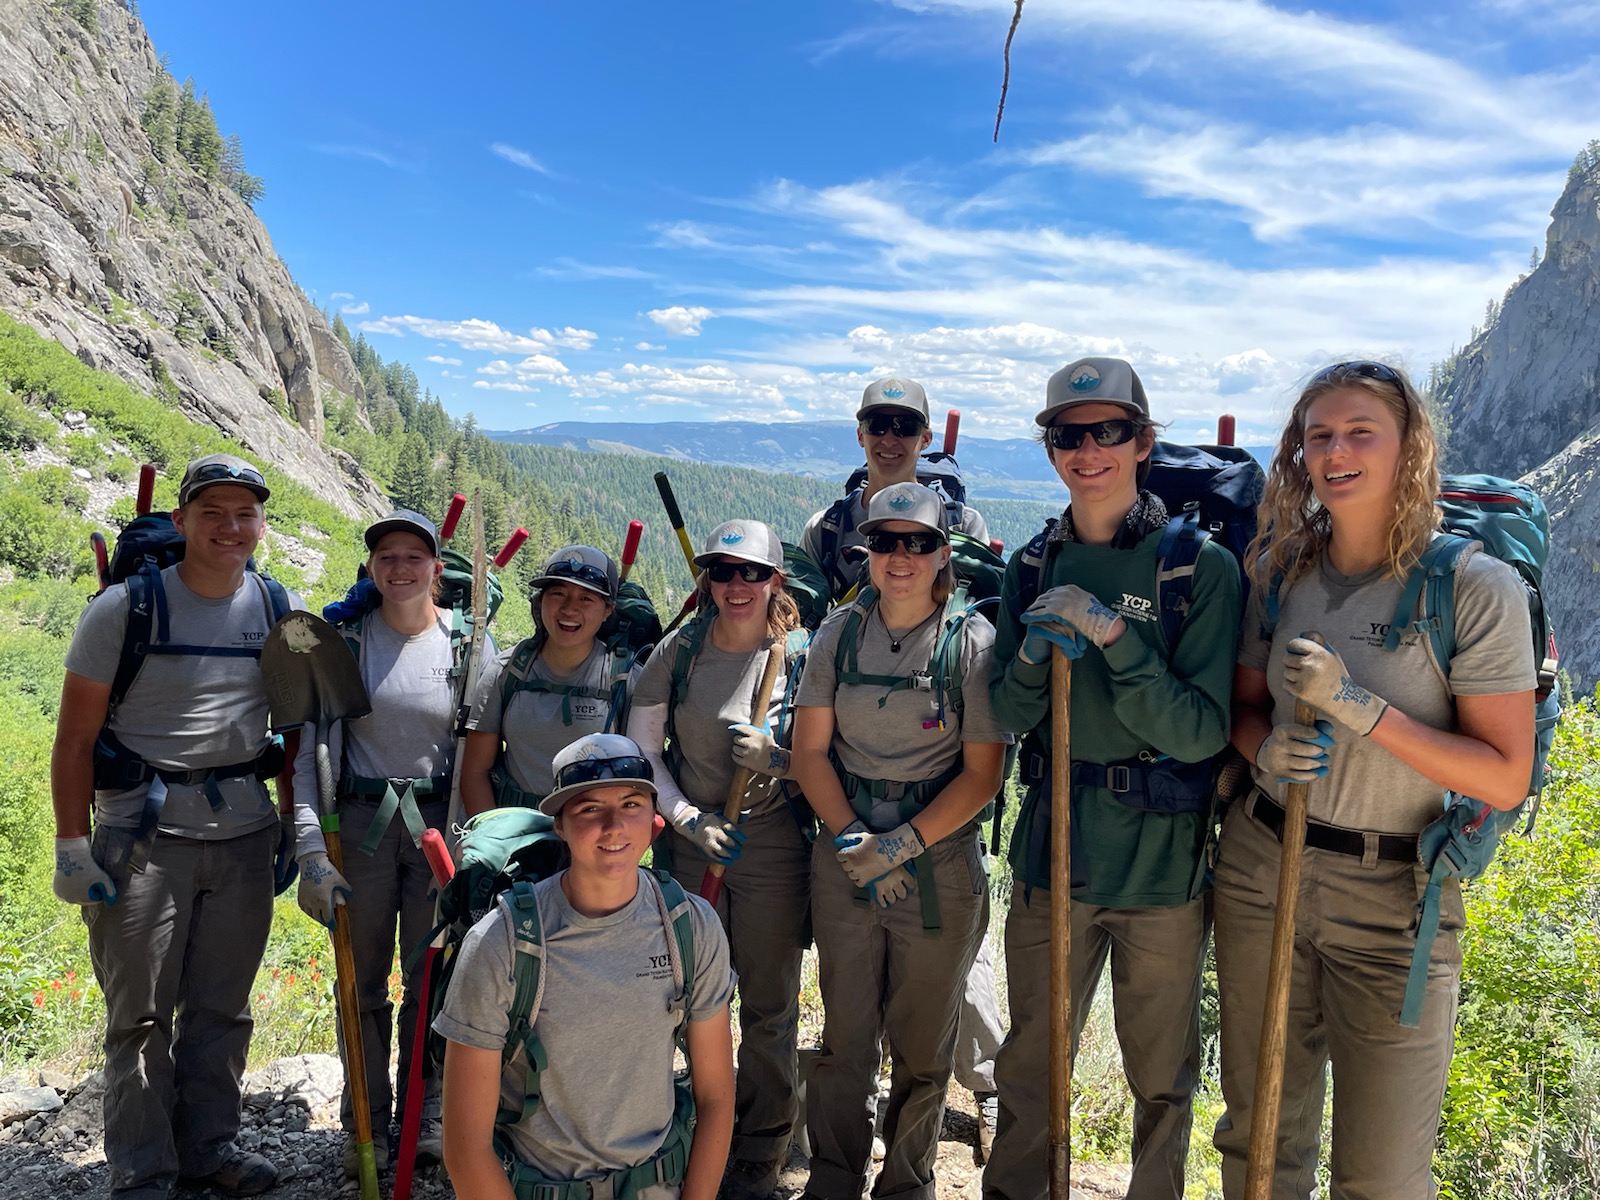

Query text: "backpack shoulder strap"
[1384, 535, 1472, 671]
[110, 568, 158, 709]
[1154, 513, 1211, 649]
[499, 637, 543, 706]
[817, 492, 859, 593]
[664, 615, 712, 748]
[1011, 521, 1057, 618]
[648, 870, 696, 1057]
[498, 878, 550, 1125]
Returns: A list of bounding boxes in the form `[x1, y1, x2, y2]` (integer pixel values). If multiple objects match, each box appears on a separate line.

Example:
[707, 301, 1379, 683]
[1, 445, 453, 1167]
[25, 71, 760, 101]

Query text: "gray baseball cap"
[858, 481, 950, 538]
[364, 509, 440, 556]
[539, 733, 657, 816]
[531, 544, 619, 600]
[856, 376, 930, 423]
[1035, 357, 1150, 427]
[178, 454, 270, 506]
[694, 520, 784, 569]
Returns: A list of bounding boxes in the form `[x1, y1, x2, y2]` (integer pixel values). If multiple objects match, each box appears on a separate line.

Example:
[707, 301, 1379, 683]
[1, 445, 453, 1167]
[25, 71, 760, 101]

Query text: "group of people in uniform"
[51, 353, 1536, 1200]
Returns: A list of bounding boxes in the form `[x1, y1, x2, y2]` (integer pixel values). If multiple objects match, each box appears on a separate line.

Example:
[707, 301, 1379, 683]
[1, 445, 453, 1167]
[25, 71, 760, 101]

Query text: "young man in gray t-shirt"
[52, 454, 300, 1199]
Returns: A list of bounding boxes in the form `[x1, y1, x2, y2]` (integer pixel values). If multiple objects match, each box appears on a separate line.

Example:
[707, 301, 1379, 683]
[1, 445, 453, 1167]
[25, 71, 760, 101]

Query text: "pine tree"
[220, 134, 264, 204]
[390, 433, 434, 512]
[140, 80, 178, 162]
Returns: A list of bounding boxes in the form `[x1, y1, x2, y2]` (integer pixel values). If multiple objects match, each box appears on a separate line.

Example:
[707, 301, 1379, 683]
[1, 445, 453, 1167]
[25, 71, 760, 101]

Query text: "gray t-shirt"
[800, 492, 989, 598]
[64, 567, 302, 839]
[797, 601, 1011, 809]
[1239, 541, 1535, 833]
[470, 640, 636, 798]
[433, 870, 736, 1180]
[633, 617, 792, 818]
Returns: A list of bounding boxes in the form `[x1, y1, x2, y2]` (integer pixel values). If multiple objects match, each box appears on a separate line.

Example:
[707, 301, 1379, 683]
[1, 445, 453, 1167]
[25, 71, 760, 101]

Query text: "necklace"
[880, 606, 937, 653]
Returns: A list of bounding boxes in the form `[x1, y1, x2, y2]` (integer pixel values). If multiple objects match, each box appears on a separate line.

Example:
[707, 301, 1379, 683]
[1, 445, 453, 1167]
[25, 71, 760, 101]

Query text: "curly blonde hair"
[1246, 362, 1441, 591]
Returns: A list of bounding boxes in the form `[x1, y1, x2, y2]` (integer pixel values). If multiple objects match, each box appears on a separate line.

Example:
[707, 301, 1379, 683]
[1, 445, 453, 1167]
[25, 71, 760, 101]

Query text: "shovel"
[261, 612, 379, 1200]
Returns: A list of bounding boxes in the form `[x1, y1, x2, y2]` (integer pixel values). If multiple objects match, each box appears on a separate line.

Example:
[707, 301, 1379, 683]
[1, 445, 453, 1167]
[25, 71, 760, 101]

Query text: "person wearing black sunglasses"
[1213, 362, 1534, 1199]
[627, 520, 810, 1200]
[985, 358, 1242, 1200]
[790, 481, 1011, 1200]
[436, 732, 738, 1200]
[461, 544, 636, 817]
[53, 454, 302, 1198]
[798, 376, 990, 604]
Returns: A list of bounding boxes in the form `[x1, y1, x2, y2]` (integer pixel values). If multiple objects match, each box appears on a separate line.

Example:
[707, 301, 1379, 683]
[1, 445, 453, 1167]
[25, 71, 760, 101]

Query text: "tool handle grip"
[421, 828, 456, 887]
[494, 528, 529, 567]
[655, 472, 686, 529]
[135, 464, 156, 515]
[622, 520, 644, 572]
[943, 409, 960, 456]
[440, 493, 468, 542]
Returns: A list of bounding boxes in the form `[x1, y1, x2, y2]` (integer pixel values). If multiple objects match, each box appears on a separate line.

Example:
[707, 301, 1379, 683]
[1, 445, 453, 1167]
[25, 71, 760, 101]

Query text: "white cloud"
[646, 306, 715, 336]
[490, 142, 551, 174]
[359, 315, 595, 354]
[340, 301, 370, 315]
[329, 291, 355, 302]
[635, 342, 664, 351]
[473, 380, 538, 393]
[425, 355, 462, 366]
[478, 354, 569, 381]
[312, 144, 402, 169]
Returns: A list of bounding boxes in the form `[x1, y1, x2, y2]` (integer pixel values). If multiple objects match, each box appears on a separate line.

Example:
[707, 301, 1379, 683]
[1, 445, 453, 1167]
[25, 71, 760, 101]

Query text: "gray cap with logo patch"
[856, 376, 930, 423]
[1035, 357, 1150, 426]
[694, 520, 785, 569]
[858, 481, 950, 537]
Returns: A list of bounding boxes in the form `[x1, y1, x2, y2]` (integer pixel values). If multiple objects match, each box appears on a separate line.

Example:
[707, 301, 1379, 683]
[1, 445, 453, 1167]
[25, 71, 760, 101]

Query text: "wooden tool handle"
[1048, 648, 1073, 1200]
[700, 638, 786, 904]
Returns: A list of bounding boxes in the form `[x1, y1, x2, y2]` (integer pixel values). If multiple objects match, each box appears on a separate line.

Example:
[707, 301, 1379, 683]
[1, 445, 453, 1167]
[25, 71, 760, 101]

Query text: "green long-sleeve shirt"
[991, 523, 1241, 906]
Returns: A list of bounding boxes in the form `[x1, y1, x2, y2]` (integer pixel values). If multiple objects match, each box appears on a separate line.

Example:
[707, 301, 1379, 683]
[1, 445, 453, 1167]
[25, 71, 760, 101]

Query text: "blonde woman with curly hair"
[1213, 361, 1536, 1199]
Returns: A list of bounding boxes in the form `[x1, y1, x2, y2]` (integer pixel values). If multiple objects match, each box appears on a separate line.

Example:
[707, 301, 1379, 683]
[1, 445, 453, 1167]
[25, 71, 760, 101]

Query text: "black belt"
[1247, 790, 1417, 863]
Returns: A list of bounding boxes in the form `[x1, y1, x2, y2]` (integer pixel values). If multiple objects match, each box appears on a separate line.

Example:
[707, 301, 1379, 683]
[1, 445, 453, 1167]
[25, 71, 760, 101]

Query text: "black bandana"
[1048, 490, 1169, 549]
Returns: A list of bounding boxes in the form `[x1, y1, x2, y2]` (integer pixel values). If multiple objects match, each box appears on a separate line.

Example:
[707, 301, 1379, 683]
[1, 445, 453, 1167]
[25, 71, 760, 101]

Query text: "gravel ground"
[0, 1055, 1129, 1200]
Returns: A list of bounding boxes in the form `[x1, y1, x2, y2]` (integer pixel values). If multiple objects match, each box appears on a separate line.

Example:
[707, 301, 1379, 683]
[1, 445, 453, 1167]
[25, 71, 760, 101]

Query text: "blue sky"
[140, 0, 1600, 446]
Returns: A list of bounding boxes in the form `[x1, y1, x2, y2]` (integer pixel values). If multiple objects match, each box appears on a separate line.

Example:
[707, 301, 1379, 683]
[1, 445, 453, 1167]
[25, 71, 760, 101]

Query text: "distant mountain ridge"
[490, 420, 1271, 503]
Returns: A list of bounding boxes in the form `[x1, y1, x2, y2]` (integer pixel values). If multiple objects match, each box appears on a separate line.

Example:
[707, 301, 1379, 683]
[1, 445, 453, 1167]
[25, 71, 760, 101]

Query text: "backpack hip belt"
[497, 1079, 694, 1200]
[94, 733, 286, 873]
[337, 770, 452, 855]
[490, 765, 547, 811]
[1019, 747, 1212, 816]
[835, 759, 960, 933]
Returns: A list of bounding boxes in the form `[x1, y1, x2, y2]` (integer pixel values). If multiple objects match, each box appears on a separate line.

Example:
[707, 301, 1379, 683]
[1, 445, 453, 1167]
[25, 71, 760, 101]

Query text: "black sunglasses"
[864, 531, 944, 555]
[543, 560, 613, 592]
[861, 414, 926, 438]
[554, 754, 654, 791]
[1045, 418, 1139, 451]
[1309, 361, 1403, 388]
[705, 561, 777, 584]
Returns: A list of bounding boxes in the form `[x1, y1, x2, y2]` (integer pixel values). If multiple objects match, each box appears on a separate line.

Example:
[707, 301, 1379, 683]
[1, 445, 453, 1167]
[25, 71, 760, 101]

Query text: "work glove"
[1016, 619, 1086, 666]
[673, 806, 746, 866]
[866, 863, 916, 908]
[1025, 585, 1125, 647]
[834, 819, 926, 888]
[729, 723, 790, 779]
[273, 813, 298, 897]
[1255, 720, 1336, 784]
[52, 836, 117, 907]
[297, 851, 353, 930]
[1284, 636, 1388, 736]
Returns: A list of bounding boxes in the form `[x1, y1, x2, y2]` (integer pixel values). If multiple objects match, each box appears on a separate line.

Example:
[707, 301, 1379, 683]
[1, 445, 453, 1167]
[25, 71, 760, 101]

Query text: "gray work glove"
[297, 851, 352, 930]
[729, 723, 790, 779]
[867, 863, 916, 908]
[1284, 636, 1388, 736]
[673, 806, 746, 866]
[1255, 720, 1335, 784]
[52, 835, 117, 906]
[273, 813, 298, 897]
[1024, 584, 1125, 648]
[834, 819, 925, 888]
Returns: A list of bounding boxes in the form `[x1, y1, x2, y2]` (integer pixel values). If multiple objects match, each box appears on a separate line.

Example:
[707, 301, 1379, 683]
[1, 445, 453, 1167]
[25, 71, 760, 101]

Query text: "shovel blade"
[261, 611, 372, 729]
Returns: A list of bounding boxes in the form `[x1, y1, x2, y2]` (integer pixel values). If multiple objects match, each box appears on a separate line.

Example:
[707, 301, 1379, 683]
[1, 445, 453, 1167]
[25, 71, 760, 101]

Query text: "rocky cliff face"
[0, 0, 386, 518]
[1436, 149, 1600, 693]
[1441, 155, 1600, 481]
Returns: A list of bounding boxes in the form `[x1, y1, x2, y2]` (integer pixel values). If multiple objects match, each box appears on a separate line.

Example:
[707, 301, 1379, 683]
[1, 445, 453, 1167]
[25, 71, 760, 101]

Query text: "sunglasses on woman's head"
[864, 531, 944, 555]
[1309, 361, 1403, 388]
[553, 755, 654, 791]
[705, 561, 777, 584]
[861, 413, 925, 438]
[543, 561, 612, 591]
[1045, 417, 1139, 451]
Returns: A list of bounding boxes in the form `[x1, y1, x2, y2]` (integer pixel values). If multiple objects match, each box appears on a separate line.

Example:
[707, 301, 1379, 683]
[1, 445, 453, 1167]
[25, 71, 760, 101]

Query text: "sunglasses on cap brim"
[1045, 418, 1140, 452]
[1309, 361, 1404, 388]
[864, 531, 945, 555]
[704, 561, 777, 584]
[553, 755, 654, 792]
[186, 462, 267, 492]
[860, 414, 926, 438]
[541, 561, 613, 592]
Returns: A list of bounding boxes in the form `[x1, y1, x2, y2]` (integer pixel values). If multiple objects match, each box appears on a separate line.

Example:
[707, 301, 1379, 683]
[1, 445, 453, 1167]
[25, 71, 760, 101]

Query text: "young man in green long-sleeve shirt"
[983, 358, 1241, 1200]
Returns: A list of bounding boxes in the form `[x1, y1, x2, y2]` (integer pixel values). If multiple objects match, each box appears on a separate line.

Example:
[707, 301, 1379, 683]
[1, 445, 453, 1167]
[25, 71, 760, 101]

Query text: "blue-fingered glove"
[1284, 635, 1387, 736]
[273, 813, 298, 896]
[1254, 719, 1336, 784]
[52, 836, 118, 907]
[729, 723, 790, 779]
[1017, 613, 1088, 665]
[297, 851, 352, 930]
[867, 863, 916, 908]
[835, 820, 925, 888]
[675, 807, 746, 866]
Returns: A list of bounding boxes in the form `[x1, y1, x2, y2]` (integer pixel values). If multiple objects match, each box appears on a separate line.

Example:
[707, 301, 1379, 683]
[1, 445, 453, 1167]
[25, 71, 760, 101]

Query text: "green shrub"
[63, 432, 103, 471]
[0, 387, 55, 450]
[0, 486, 92, 577]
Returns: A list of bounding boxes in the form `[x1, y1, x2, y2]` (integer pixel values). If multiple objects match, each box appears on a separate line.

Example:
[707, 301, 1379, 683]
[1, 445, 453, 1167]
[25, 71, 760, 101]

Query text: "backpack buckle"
[1107, 765, 1132, 793]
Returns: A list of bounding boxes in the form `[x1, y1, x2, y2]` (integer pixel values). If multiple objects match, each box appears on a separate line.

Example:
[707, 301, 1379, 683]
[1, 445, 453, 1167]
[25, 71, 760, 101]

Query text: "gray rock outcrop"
[0, 0, 386, 519]
[1522, 432, 1600, 695]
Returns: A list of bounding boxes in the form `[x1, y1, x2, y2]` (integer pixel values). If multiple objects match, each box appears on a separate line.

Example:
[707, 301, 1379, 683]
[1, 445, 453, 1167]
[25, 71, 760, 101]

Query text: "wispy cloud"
[635, 342, 664, 351]
[425, 355, 462, 366]
[311, 144, 406, 169]
[536, 259, 660, 281]
[491, 142, 551, 174]
[340, 301, 370, 315]
[646, 306, 715, 336]
[473, 380, 539, 393]
[360, 315, 596, 353]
